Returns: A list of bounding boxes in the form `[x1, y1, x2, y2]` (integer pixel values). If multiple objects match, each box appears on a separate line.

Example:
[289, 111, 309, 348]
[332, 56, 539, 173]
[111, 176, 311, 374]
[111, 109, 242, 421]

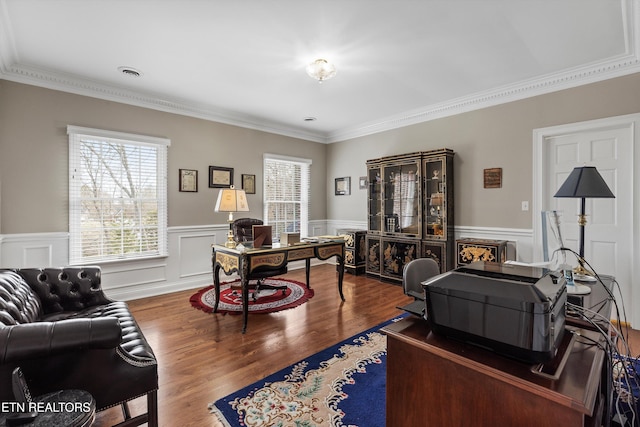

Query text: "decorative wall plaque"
[483, 168, 502, 189]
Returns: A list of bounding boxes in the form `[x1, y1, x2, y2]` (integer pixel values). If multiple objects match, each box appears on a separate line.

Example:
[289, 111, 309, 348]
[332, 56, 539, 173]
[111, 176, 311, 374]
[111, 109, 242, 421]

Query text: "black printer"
[422, 261, 567, 363]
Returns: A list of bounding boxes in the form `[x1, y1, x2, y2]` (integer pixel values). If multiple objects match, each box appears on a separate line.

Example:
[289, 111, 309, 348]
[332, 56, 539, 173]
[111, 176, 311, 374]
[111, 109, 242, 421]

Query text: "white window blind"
[263, 154, 311, 239]
[68, 126, 170, 264]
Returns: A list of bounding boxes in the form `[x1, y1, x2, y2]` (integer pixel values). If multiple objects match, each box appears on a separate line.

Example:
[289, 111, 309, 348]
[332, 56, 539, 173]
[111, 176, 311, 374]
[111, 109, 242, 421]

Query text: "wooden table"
[212, 241, 345, 333]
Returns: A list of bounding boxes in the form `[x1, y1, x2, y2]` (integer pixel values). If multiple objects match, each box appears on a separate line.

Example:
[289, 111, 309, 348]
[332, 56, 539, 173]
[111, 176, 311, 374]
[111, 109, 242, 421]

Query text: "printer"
[422, 261, 567, 363]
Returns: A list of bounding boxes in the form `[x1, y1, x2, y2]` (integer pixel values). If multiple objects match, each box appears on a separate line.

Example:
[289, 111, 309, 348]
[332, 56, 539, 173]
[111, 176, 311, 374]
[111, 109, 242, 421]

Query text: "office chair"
[400, 258, 440, 316]
[231, 218, 287, 301]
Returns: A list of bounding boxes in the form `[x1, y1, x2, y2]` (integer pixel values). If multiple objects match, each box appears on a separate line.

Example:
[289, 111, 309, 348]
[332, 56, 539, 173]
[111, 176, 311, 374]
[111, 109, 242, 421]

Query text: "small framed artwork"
[209, 166, 234, 188]
[335, 177, 351, 195]
[242, 174, 256, 194]
[484, 167, 502, 189]
[359, 176, 367, 190]
[179, 169, 198, 192]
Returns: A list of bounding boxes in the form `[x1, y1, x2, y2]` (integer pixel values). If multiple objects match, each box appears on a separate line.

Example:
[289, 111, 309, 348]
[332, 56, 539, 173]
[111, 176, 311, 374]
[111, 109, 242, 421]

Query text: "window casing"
[68, 126, 170, 264]
[263, 154, 311, 239]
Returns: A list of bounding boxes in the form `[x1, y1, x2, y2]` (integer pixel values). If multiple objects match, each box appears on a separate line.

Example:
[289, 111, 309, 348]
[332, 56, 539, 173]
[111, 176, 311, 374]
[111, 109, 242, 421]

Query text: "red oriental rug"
[189, 278, 314, 315]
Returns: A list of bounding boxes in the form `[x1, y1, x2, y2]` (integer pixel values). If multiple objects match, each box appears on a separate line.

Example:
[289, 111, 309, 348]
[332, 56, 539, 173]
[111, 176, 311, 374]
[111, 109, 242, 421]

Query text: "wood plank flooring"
[93, 264, 414, 427]
[92, 264, 640, 427]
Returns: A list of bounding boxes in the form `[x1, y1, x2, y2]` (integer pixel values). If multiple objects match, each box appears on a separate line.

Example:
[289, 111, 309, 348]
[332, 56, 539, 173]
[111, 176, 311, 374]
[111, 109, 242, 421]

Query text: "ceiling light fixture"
[306, 59, 336, 83]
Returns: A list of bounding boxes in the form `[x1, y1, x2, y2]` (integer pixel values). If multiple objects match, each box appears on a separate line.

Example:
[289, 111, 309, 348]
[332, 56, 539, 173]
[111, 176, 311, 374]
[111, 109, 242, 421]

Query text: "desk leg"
[337, 255, 345, 301]
[241, 272, 250, 334]
[213, 264, 221, 313]
[305, 259, 311, 288]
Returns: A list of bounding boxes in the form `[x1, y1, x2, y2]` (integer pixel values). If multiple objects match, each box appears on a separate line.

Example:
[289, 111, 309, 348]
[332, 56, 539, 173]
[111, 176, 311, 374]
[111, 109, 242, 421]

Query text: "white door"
[535, 115, 636, 325]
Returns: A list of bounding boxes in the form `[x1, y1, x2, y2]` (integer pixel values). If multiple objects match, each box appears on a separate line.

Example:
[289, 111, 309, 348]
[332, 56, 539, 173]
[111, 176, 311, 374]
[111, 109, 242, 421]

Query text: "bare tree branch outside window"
[72, 138, 162, 262]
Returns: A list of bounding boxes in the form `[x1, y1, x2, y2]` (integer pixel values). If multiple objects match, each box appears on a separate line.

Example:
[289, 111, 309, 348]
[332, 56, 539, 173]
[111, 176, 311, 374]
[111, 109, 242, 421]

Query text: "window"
[263, 154, 311, 238]
[68, 126, 170, 264]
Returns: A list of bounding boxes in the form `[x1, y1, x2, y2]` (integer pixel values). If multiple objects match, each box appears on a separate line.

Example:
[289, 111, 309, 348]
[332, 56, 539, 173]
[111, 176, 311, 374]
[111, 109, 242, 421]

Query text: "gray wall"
[326, 72, 640, 229]
[2, 72, 640, 236]
[0, 80, 327, 234]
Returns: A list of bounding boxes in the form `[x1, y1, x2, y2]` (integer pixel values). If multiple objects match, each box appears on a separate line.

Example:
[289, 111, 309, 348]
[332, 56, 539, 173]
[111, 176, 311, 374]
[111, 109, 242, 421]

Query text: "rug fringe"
[208, 402, 234, 427]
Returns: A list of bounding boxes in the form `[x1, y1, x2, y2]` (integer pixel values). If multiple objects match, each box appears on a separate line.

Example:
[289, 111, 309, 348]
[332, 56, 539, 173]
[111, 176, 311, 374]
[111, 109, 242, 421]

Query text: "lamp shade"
[554, 166, 614, 198]
[215, 186, 250, 212]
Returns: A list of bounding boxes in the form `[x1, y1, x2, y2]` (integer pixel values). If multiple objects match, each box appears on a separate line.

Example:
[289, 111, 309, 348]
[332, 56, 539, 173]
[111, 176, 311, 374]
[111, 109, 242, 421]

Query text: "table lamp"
[215, 186, 249, 248]
[554, 166, 614, 282]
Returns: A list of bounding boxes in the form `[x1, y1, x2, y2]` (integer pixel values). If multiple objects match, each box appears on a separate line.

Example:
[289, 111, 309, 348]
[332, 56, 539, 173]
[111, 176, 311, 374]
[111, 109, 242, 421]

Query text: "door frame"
[533, 112, 640, 326]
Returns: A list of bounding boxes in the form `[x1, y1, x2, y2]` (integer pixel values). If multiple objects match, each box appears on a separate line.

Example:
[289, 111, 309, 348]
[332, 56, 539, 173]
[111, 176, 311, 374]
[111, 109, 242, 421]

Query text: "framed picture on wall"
[179, 169, 198, 192]
[242, 174, 256, 194]
[335, 177, 351, 195]
[209, 166, 234, 188]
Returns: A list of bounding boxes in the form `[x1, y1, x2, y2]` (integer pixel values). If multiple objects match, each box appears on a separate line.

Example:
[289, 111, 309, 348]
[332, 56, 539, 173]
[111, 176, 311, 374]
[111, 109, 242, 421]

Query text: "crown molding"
[0, 62, 329, 143]
[4, 52, 638, 145]
[327, 53, 640, 143]
[5, 54, 638, 145]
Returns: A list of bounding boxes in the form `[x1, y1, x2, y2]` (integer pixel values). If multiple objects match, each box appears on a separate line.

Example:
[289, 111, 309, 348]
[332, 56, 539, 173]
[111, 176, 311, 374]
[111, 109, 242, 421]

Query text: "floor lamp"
[215, 186, 249, 248]
[553, 166, 614, 287]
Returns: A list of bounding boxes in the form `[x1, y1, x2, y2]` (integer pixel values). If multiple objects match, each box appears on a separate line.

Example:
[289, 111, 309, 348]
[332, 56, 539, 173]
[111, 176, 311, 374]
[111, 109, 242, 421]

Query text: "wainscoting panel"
[0, 222, 533, 301]
[174, 227, 218, 279]
[0, 232, 69, 268]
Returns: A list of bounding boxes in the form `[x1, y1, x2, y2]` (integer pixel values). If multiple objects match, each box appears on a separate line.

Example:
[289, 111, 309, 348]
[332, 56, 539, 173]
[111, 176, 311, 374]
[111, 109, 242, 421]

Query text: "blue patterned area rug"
[210, 315, 407, 427]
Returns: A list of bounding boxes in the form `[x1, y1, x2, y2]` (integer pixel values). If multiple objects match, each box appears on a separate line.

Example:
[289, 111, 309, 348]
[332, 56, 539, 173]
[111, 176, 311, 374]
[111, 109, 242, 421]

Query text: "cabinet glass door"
[424, 158, 446, 239]
[367, 166, 382, 232]
[383, 162, 420, 236]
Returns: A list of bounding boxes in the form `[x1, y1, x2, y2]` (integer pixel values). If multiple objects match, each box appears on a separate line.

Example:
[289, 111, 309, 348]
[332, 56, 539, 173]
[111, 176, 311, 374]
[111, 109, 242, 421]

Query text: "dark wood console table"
[383, 315, 608, 427]
[212, 241, 345, 333]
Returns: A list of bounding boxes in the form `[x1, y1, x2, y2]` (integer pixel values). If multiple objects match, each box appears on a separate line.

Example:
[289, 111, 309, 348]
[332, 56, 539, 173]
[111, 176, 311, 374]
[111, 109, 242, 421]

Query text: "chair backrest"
[232, 218, 263, 242]
[402, 258, 440, 300]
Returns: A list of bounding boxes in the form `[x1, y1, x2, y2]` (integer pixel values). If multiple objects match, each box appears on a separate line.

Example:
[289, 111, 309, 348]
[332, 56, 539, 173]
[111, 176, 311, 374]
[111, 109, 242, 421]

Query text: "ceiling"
[1, 0, 639, 143]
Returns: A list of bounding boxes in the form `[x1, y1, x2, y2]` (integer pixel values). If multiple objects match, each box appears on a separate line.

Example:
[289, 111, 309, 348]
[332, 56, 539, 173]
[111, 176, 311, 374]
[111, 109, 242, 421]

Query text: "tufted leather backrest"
[0, 271, 42, 326]
[232, 218, 263, 243]
[14, 267, 112, 315]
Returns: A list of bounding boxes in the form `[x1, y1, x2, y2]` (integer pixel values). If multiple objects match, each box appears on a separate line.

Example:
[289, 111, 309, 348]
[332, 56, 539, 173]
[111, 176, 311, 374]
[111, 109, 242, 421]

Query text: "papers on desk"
[301, 235, 346, 244]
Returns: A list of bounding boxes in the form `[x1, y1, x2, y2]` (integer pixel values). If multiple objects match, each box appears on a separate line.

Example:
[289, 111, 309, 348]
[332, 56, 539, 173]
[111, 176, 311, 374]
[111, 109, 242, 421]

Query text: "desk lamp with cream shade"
[215, 186, 249, 248]
[553, 166, 615, 291]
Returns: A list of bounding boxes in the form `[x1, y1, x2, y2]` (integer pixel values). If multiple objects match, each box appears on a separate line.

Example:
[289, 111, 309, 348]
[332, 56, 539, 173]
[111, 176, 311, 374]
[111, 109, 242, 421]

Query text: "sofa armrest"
[0, 317, 122, 363]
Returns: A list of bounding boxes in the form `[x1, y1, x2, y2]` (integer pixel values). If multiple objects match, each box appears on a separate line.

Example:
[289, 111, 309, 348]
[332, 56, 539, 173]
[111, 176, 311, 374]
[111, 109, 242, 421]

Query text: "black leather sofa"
[0, 267, 158, 427]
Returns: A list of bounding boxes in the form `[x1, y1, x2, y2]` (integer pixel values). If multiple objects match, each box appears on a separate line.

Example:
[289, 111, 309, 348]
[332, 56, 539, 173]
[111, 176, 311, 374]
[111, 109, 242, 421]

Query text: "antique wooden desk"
[212, 241, 345, 333]
[383, 276, 615, 426]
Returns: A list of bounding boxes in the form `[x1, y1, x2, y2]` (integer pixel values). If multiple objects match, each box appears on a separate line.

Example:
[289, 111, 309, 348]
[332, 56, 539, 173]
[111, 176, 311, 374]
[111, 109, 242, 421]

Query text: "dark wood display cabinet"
[366, 149, 454, 281]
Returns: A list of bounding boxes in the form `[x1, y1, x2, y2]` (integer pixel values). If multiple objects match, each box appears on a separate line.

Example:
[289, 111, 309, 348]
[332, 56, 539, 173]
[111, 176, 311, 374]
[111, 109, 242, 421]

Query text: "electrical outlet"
[521, 201, 529, 211]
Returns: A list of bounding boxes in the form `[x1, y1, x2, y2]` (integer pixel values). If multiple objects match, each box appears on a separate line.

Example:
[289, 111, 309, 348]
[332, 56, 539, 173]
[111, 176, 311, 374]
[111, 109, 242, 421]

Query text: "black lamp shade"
[554, 166, 615, 199]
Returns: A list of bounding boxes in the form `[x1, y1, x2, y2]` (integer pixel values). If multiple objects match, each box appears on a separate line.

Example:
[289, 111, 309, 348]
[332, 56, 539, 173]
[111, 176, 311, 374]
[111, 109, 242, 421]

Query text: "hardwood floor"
[93, 264, 414, 427]
[92, 264, 640, 427]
